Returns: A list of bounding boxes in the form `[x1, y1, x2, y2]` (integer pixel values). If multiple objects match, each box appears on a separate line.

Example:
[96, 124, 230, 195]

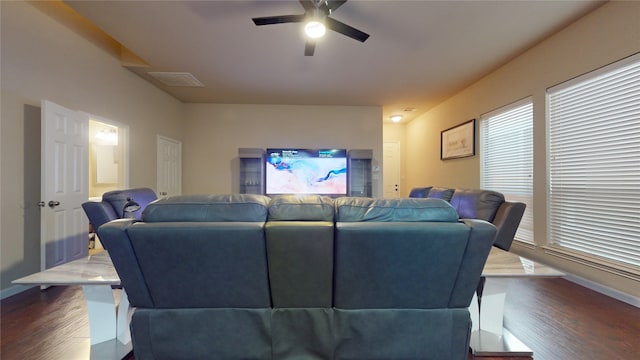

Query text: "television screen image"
[266, 148, 347, 195]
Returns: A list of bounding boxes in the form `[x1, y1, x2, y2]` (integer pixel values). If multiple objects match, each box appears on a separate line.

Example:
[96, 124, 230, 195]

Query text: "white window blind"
[480, 98, 534, 244]
[547, 53, 640, 268]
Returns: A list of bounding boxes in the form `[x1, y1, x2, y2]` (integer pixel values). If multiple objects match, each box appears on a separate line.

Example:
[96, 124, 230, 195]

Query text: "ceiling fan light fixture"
[305, 21, 326, 39]
[391, 115, 403, 123]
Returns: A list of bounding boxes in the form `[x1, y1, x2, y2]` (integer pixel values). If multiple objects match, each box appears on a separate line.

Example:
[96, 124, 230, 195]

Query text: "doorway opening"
[88, 119, 129, 199]
[87, 118, 129, 252]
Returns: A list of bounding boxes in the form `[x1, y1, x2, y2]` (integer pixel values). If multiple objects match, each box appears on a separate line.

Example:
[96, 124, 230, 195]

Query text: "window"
[547, 53, 640, 270]
[480, 98, 534, 244]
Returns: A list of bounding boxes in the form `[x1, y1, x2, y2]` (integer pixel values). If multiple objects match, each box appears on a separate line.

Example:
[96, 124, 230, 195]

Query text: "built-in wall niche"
[237, 148, 372, 197]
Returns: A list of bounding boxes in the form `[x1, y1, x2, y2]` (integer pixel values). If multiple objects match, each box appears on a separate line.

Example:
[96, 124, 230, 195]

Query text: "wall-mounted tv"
[265, 148, 348, 196]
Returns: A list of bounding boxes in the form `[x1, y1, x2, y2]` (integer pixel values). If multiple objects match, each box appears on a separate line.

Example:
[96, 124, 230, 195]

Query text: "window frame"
[545, 52, 640, 277]
[480, 97, 534, 245]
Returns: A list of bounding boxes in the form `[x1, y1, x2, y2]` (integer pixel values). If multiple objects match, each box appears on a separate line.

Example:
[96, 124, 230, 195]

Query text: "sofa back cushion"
[450, 189, 505, 222]
[102, 187, 158, 219]
[335, 197, 459, 222]
[426, 187, 455, 202]
[127, 222, 271, 308]
[334, 221, 470, 309]
[142, 194, 270, 222]
[266, 195, 335, 308]
[268, 195, 335, 221]
[408, 187, 432, 198]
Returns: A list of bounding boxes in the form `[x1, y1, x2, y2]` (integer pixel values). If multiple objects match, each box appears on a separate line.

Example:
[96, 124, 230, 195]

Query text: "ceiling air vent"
[147, 72, 204, 87]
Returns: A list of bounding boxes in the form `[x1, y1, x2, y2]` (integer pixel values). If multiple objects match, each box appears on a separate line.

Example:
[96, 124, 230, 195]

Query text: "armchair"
[409, 187, 525, 251]
[82, 187, 158, 232]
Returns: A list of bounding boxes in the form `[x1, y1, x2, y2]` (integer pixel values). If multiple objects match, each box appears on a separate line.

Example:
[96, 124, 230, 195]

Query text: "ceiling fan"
[252, 0, 370, 56]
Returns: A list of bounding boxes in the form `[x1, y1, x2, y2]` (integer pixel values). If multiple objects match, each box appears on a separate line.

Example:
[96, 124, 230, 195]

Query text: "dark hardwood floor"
[2, 278, 638, 359]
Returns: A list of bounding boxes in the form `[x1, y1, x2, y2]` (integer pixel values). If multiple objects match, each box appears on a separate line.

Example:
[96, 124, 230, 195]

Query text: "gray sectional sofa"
[98, 194, 497, 360]
[409, 186, 526, 251]
[82, 187, 158, 233]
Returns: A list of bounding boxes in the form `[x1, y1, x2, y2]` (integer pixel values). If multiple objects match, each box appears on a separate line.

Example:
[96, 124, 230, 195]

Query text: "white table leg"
[469, 278, 533, 357]
[82, 285, 117, 345]
[82, 285, 133, 359]
[116, 290, 132, 345]
[477, 279, 507, 334]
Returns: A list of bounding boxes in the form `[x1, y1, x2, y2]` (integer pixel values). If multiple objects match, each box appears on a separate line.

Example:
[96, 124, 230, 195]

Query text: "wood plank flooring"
[469, 278, 639, 360]
[2, 278, 639, 359]
[1, 285, 94, 359]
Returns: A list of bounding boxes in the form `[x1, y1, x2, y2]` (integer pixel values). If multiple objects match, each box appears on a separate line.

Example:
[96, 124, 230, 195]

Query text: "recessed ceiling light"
[390, 115, 403, 122]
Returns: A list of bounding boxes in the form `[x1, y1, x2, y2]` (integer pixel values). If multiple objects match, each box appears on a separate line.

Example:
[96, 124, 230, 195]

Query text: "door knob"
[48, 200, 60, 208]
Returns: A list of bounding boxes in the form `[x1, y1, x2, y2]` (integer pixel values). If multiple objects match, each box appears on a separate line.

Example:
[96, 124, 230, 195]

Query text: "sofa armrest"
[102, 187, 158, 219]
[491, 201, 526, 251]
[98, 219, 154, 308]
[82, 201, 118, 230]
[449, 219, 495, 307]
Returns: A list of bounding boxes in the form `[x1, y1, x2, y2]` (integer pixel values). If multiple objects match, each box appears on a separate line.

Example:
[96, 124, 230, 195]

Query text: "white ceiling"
[64, 0, 604, 123]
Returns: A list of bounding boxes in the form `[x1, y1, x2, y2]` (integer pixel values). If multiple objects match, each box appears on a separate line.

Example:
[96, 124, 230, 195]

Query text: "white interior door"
[157, 135, 182, 197]
[383, 141, 401, 198]
[41, 100, 89, 270]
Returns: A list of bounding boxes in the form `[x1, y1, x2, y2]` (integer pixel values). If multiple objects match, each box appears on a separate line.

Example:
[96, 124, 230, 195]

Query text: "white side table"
[13, 251, 132, 360]
[469, 247, 565, 357]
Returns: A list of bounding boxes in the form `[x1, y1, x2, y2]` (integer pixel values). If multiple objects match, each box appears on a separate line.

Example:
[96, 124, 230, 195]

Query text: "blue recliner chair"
[82, 187, 158, 234]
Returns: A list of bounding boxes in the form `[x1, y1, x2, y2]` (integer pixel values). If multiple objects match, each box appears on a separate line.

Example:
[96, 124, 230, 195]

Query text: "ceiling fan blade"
[305, 41, 316, 56]
[325, 1, 348, 13]
[252, 14, 305, 26]
[326, 17, 369, 43]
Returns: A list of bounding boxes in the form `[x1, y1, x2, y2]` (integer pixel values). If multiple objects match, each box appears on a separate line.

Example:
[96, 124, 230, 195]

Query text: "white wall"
[382, 123, 407, 195]
[0, 2, 185, 294]
[402, 1, 640, 299]
[183, 104, 383, 196]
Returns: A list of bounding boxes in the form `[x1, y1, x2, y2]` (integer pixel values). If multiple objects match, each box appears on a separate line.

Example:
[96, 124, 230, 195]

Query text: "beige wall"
[2, 0, 637, 302]
[0, 2, 185, 293]
[183, 104, 383, 196]
[403, 1, 640, 298]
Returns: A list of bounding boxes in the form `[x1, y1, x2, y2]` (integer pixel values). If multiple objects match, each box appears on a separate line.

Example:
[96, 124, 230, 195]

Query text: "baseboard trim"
[565, 274, 640, 308]
[0, 284, 35, 300]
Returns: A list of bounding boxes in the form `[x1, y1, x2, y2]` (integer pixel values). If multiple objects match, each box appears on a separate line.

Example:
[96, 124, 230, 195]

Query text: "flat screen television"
[265, 148, 348, 196]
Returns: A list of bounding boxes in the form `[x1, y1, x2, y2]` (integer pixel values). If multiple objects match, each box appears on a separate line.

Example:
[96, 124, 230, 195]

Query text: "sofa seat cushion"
[142, 194, 270, 222]
[335, 197, 459, 222]
[450, 189, 505, 222]
[268, 195, 335, 221]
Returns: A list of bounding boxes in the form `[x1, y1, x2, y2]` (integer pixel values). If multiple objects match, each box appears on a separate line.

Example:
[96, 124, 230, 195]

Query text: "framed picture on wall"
[441, 119, 475, 160]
